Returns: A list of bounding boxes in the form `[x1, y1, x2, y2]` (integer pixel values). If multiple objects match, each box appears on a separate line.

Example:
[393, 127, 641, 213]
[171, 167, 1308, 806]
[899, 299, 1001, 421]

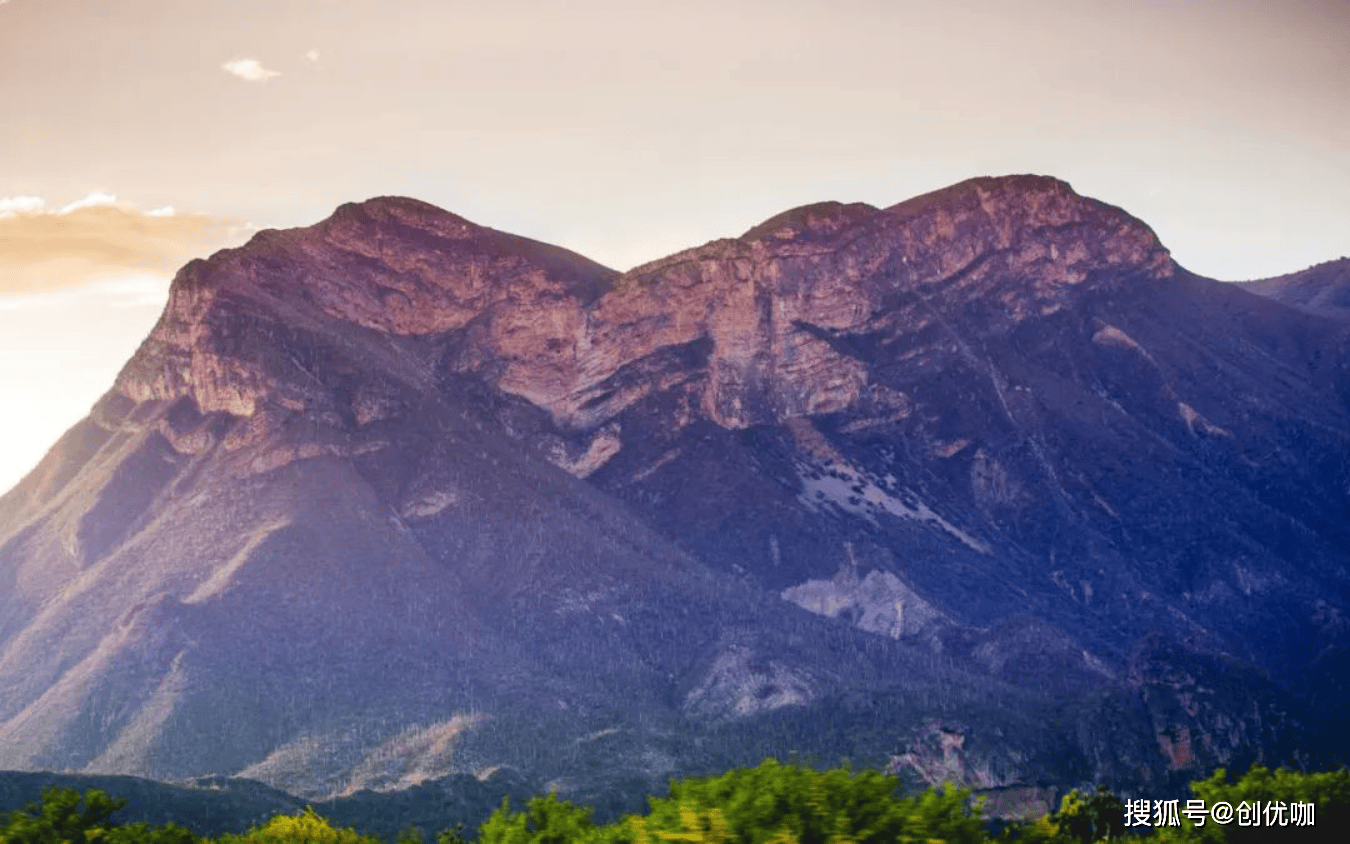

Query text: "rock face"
[1, 175, 1347, 806]
[503, 175, 1173, 431]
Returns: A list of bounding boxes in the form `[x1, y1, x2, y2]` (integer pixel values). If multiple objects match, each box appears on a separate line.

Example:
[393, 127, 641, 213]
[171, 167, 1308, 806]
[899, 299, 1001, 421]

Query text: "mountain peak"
[337, 194, 458, 217]
[886, 174, 1084, 216]
[869, 173, 1174, 306]
[318, 195, 483, 240]
[117, 194, 617, 417]
[728, 175, 1172, 285]
[885, 174, 1165, 251]
[740, 201, 880, 243]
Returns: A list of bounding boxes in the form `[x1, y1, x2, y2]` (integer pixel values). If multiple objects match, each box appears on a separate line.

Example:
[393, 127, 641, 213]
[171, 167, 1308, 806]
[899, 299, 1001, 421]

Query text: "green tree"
[101, 822, 200, 844]
[477, 793, 604, 844]
[1048, 786, 1124, 844]
[434, 823, 473, 844]
[621, 760, 984, 844]
[1153, 765, 1349, 844]
[1, 787, 123, 844]
[0, 787, 197, 844]
[218, 807, 380, 844]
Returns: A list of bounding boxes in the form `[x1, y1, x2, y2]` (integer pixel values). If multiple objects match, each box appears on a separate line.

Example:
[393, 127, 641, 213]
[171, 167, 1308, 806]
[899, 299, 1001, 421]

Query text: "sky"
[0, 0, 1347, 492]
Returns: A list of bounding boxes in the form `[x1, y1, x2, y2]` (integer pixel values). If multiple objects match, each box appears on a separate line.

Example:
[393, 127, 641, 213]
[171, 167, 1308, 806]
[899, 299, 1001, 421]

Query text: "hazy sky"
[1, 0, 1347, 491]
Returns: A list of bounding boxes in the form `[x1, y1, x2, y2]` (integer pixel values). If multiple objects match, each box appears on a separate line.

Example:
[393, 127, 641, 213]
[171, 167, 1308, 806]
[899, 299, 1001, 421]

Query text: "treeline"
[2, 761, 1345, 844]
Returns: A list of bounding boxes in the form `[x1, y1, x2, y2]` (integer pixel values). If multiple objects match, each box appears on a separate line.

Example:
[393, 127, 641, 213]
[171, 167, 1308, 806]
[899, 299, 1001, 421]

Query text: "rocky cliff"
[1, 175, 1347, 806]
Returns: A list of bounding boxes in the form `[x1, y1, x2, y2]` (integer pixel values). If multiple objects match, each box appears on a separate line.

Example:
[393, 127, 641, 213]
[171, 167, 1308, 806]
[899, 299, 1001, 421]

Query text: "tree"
[2, 787, 123, 844]
[476, 760, 989, 844]
[217, 807, 380, 844]
[0, 787, 198, 844]
[1153, 765, 1349, 844]
[435, 823, 473, 844]
[629, 759, 985, 844]
[1049, 786, 1124, 844]
[477, 793, 604, 844]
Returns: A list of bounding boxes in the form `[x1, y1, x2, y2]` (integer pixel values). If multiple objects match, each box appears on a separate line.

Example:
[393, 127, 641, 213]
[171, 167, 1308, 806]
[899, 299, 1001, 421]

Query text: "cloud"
[0, 195, 45, 215]
[305, 48, 320, 63]
[0, 194, 252, 297]
[221, 56, 280, 82]
[57, 191, 119, 214]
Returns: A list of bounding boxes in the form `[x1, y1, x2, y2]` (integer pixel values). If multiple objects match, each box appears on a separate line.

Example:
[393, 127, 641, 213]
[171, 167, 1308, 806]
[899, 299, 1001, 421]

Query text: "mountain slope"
[1, 176, 1346, 803]
[1238, 257, 1350, 320]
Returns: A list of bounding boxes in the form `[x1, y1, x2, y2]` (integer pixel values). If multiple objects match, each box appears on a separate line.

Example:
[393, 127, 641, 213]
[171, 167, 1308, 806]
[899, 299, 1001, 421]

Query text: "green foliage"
[636, 759, 985, 844]
[477, 760, 986, 844]
[9, 764, 1348, 844]
[218, 808, 380, 844]
[477, 793, 602, 844]
[994, 814, 1060, 844]
[433, 824, 472, 844]
[1048, 786, 1123, 844]
[1, 787, 122, 844]
[395, 826, 424, 844]
[0, 787, 198, 844]
[1151, 764, 1350, 844]
[100, 823, 200, 844]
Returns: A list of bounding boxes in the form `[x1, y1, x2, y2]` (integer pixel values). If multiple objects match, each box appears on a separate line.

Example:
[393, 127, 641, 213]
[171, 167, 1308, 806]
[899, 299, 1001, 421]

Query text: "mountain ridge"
[1, 174, 1346, 806]
[1238, 256, 1350, 319]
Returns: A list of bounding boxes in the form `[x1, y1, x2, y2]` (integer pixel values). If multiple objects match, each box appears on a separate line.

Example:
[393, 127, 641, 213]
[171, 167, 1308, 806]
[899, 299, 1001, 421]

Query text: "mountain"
[0, 771, 303, 838]
[0, 768, 535, 840]
[1, 175, 1347, 811]
[1238, 257, 1350, 320]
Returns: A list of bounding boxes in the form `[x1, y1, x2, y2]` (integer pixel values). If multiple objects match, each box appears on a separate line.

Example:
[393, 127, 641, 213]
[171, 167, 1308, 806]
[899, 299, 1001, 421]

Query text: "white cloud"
[57, 191, 119, 214]
[305, 48, 320, 62]
[146, 205, 176, 217]
[221, 57, 281, 82]
[2, 194, 129, 218]
[0, 195, 46, 216]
